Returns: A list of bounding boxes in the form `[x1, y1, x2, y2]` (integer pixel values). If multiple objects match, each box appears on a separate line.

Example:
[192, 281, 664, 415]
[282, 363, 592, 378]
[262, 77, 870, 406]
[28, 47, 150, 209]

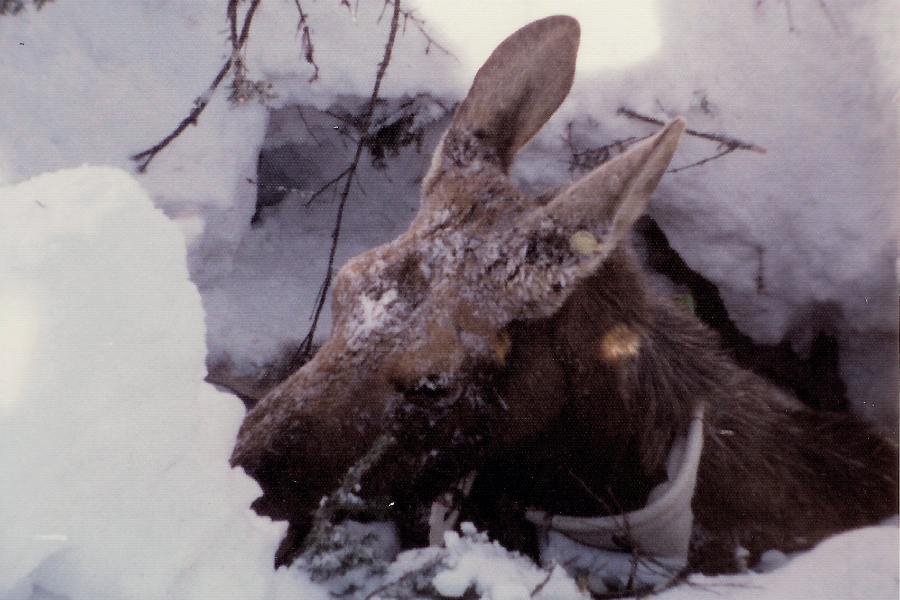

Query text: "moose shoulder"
[229, 15, 898, 576]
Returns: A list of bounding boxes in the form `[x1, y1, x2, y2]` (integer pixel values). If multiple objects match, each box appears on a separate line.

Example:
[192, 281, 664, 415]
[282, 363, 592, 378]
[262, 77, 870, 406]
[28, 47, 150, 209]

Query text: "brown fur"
[228, 15, 898, 572]
[454, 248, 898, 572]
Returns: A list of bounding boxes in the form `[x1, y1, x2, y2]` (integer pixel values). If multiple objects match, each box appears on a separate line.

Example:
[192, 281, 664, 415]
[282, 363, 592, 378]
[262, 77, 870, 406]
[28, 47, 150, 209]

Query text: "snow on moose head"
[230, 15, 684, 565]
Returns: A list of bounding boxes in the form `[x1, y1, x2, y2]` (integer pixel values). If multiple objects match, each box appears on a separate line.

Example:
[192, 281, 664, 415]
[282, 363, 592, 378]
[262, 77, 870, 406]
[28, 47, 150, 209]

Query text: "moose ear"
[483, 118, 685, 323]
[544, 117, 686, 254]
[444, 15, 580, 171]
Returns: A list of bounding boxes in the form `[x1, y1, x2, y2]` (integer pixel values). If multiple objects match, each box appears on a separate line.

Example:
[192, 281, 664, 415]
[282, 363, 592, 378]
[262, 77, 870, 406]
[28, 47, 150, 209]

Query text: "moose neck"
[485, 246, 724, 518]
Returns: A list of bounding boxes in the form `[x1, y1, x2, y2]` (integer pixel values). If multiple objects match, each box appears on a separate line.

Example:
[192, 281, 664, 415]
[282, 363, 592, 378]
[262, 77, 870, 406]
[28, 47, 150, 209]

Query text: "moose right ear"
[440, 15, 580, 172]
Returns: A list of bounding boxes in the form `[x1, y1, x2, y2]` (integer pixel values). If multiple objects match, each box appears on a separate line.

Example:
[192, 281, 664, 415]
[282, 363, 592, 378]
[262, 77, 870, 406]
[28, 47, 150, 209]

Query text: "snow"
[0, 1, 897, 599]
[430, 528, 584, 600]
[656, 524, 900, 600]
[336, 524, 591, 600]
[0, 166, 327, 600]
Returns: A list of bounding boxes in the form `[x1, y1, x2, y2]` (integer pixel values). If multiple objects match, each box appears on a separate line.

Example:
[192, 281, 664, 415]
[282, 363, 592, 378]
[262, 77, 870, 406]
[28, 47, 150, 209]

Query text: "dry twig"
[386, 0, 455, 58]
[617, 107, 765, 174]
[529, 563, 557, 598]
[131, 0, 263, 172]
[293, 0, 320, 81]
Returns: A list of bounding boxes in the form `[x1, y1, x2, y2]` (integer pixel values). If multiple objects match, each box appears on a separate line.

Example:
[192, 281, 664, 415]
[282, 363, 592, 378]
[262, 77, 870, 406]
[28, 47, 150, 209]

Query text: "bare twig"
[131, 60, 233, 173]
[297, 0, 403, 358]
[668, 146, 737, 174]
[617, 107, 765, 174]
[817, 0, 841, 34]
[131, 0, 263, 172]
[530, 563, 557, 598]
[296, 106, 323, 144]
[618, 108, 765, 153]
[564, 121, 651, 172]
[292, 0, 320, 82]
[568, 136, 649, 171]
[304, 166, 353, 207]
[385, 0, 456, 59]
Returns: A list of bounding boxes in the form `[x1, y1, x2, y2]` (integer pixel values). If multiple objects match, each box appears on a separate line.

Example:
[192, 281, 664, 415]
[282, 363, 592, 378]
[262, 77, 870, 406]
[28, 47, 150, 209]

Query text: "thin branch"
[564, 120, 651, 172]
[618, 107, 766, 153]
[296, 106, 323, 144]
[617, 106, 765, 174]
[228, 0, 274, 104]
[131, 0, 262, 172]
[817, 0, 841, 35]
[568, 136, 648, 171]
[304, 166, 353, 206]
[529, 563, 557, 598]
[385, 0, 456, 59]
[668, 146, 738, 174]
[297, 0, 403, 358]
[131, 60, 233, 172]
[293, 0, 320, 81]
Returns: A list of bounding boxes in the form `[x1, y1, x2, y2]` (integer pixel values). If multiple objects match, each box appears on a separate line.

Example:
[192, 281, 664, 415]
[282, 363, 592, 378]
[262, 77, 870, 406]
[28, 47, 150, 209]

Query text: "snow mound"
[0, 166, 323, 600]
[658, 524, 900, 600]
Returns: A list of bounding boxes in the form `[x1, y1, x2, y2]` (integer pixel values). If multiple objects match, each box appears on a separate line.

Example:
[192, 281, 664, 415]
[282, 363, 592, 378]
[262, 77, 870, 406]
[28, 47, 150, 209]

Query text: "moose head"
[230, 15, 684, 564]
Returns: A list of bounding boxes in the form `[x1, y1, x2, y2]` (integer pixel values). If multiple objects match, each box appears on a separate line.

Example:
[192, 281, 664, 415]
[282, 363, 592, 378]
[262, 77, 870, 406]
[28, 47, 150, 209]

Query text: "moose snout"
[229, 358, 400, 524]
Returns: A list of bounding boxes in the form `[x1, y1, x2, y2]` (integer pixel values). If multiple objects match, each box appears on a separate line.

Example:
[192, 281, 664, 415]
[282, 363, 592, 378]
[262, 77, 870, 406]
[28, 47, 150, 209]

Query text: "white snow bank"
[658, 524, 899, 600]
[0, 166, 325, 600]
[305, 520, 898, 600]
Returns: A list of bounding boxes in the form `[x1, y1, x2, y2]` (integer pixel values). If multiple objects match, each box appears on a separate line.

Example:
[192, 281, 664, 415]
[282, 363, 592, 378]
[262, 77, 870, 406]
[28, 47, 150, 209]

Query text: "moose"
[229, 15, 898, 580]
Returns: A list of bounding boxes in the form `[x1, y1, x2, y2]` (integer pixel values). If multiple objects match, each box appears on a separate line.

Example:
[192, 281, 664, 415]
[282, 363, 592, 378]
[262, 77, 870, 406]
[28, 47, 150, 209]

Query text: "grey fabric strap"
[526, 404, 705, 593]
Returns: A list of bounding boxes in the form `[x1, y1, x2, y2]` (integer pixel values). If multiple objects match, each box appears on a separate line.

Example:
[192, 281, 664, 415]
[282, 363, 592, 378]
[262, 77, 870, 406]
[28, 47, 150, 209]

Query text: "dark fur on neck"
[456, 246, 898, 572]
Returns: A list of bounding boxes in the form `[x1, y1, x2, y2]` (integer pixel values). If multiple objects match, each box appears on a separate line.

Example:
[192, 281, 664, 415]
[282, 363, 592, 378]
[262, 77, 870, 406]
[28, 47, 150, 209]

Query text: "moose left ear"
[446, 15, 580, 171]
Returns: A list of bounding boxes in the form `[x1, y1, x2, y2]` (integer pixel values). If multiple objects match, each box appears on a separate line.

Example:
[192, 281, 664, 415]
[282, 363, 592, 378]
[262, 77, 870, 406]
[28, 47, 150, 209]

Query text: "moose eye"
[394, 374, 453, 402]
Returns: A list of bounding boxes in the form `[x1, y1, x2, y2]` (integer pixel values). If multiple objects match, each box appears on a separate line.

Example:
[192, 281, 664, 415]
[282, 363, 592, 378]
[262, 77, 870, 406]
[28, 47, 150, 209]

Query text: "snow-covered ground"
[0, 1, 897, 599]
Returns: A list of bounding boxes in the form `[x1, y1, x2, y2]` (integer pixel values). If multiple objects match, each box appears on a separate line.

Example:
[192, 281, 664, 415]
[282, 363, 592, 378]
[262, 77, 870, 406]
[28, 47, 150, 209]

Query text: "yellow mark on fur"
[598, 324, 642, 361]
[570, 230, 603, 254]
[492, 330, 512, 365]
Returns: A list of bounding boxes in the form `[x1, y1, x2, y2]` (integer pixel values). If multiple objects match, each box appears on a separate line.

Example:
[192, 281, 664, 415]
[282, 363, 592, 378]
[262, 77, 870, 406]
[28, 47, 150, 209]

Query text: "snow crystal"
[358, 289, 399, 334]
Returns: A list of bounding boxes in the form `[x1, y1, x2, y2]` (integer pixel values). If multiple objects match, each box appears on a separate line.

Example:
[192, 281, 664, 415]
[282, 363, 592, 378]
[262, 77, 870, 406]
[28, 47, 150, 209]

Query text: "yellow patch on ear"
[597, 324, 642, 361]
[570, 230, 603, 254]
